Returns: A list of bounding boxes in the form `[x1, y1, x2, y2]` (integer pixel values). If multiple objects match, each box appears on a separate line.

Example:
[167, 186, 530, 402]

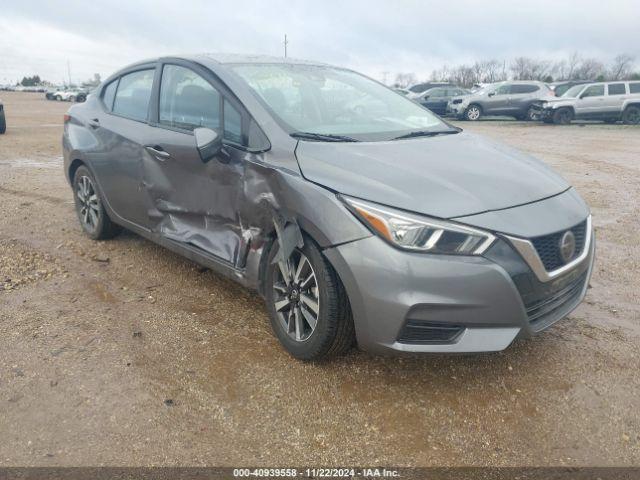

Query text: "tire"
[0, 109, 6, 134]
[525, 106, 539, 121]
[77, 94, 86, 103]
[553, 108, 573, 125]
[464, 104, 482, 121]
[264, 236, 355, 361]
[622, 105, 640, 125]
[72, 166, 121, 240]
[55, 95, 62, 101]
[69, 95, 76, 103]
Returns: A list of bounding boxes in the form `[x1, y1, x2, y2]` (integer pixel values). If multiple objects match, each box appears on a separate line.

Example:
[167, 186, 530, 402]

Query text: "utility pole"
[67, 60, 72, 86]
[283, 34, 289, 58]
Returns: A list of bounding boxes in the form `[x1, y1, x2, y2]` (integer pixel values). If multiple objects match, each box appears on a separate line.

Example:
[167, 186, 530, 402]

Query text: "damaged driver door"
[140, 63, 245, 265]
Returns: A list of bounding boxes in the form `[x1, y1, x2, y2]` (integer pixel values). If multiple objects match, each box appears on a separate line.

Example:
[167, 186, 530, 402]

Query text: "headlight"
[342, 196, 495, 255]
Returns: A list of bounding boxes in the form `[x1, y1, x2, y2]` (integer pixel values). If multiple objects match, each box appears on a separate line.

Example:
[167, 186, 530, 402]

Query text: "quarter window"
[629, 82, 640, 94]
[160, 65, 220, 131]
[112, 69, 154, 121]
[607, 83, 626, 95]
[581, 85, 605, 98]
[102, 80, 118, 111]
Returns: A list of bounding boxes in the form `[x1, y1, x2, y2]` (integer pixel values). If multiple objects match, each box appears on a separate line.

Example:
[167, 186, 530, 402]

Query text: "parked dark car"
[415, 86, 470, 115]
[62, 54, 594, 360]
[407, 81, 453, 97]
[0, 99, 5, 134]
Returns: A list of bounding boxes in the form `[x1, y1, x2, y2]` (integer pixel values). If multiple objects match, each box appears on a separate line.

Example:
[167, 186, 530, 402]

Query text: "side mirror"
[194, 128, 222, 162]
[423, 95, 430, 100]
[488, 92, 496, 97]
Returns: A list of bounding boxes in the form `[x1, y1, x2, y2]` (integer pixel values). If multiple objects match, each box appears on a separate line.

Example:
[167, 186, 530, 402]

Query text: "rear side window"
[112, 69, 155, 121]
[608, 83, 626, 95]
[511, 84, 539, 94]
[159, 65, 220, 131]
[629, 83, 640, 94]
[581, 85, 605, 98]
[102, 80, 118, 111]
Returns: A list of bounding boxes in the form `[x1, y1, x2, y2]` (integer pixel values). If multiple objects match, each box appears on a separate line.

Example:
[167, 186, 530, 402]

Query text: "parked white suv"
[534, 81, 640, 124]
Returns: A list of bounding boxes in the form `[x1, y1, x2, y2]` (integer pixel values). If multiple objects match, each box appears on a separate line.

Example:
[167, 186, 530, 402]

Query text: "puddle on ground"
[0, 156, 63, 169]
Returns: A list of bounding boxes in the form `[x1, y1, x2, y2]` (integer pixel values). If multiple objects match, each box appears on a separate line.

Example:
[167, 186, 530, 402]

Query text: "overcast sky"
[1, 0, 638, 85]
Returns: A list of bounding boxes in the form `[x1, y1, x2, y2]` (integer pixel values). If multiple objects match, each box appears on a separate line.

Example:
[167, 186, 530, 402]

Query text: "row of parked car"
[398, 80, 640, 125]
[45, 88, 88, 102]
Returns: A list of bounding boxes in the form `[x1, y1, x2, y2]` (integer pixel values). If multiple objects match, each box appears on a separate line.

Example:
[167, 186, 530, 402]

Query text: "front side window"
[607, 83, 626, 95]
[581, 85, 605, 98]
[562, 85, 586, 98]
[160, 65, 220, 131]
[230, 64, 449, 142]
[102, 80, 118, 111]
[426, 88, 446, 98]
[494, 84, 511, 95]
[112, 69, 154, 121]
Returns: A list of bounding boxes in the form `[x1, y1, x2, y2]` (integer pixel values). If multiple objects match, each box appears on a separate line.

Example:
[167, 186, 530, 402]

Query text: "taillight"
[63, 114, 71, 123]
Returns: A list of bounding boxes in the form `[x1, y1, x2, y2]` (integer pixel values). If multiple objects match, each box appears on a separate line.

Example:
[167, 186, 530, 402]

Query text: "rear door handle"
[144, 145, 171, 161]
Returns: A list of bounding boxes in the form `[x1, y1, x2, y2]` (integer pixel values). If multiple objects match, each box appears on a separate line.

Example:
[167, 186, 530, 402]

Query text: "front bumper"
[324, 221, 594, 355]
[447, 101, 467, 118]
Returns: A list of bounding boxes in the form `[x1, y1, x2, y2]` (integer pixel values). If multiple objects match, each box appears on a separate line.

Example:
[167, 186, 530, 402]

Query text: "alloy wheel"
[76, 175, 100, 232]
[626, 107, 640, 124]
[272, 249, 320, 342]
[466, 106, 481, 121]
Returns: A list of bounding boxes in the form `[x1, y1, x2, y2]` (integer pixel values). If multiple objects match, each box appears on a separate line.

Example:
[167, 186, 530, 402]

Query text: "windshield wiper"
[392, 129, 461, 141]
[290, 131, 359, 142]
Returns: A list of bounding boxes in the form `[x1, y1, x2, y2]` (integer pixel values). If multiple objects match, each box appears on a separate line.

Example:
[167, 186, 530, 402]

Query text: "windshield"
[562, 85, 585, 98]
[230, 64, 450, 141]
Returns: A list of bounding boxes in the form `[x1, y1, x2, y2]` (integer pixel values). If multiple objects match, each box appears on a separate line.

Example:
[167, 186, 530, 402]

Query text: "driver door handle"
[144, 145, 171, 161]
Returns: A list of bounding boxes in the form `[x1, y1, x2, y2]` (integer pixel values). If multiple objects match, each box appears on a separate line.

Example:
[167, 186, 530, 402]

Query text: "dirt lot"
[0, 91, 639, 467]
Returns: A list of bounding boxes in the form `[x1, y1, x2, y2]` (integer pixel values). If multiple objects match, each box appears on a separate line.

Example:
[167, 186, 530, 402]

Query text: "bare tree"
[609, 54, 635, 80]
[574, 58, 605, 80]
[393, 72, 417, 88]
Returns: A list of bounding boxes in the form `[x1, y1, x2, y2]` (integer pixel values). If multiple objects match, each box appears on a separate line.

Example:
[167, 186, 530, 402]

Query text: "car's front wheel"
[525, 106, 539, 121]
[0, 108, 6, 134]
[553, 107, 573, 125]
[464, 104, 482, 121]
[264, 236, 354, 361]
[73, 166, 121, 240]
[622, 105, 640, 125]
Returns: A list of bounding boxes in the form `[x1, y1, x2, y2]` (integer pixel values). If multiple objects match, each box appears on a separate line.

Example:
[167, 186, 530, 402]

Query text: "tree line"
[393, 53, 638, 88]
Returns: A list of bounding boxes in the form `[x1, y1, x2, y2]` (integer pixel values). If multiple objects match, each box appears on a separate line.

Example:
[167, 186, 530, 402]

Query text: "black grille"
[397, 320, 464, 344]
[525, 272, 587, 327]
[531, 221, 587, 271]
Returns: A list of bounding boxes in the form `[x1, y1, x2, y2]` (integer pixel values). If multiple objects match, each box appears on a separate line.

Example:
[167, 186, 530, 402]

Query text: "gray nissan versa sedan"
[62, 54, 595, 360]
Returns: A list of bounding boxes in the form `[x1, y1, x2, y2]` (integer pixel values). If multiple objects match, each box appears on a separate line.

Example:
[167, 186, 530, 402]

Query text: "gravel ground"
[0, 91, 639, 467]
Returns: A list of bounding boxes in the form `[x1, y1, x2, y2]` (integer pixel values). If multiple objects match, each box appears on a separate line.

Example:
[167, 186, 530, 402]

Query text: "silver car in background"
[448, 81, 555, 121]
[535, 81, 640, 124]
[63, 54, 594, 360]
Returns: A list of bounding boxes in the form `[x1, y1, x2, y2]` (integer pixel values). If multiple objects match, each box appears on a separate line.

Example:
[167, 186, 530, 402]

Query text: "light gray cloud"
[1, 0, 638, 84]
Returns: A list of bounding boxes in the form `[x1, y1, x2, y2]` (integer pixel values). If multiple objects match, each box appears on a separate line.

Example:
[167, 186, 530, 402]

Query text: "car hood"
[295, 131, 570, 219]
